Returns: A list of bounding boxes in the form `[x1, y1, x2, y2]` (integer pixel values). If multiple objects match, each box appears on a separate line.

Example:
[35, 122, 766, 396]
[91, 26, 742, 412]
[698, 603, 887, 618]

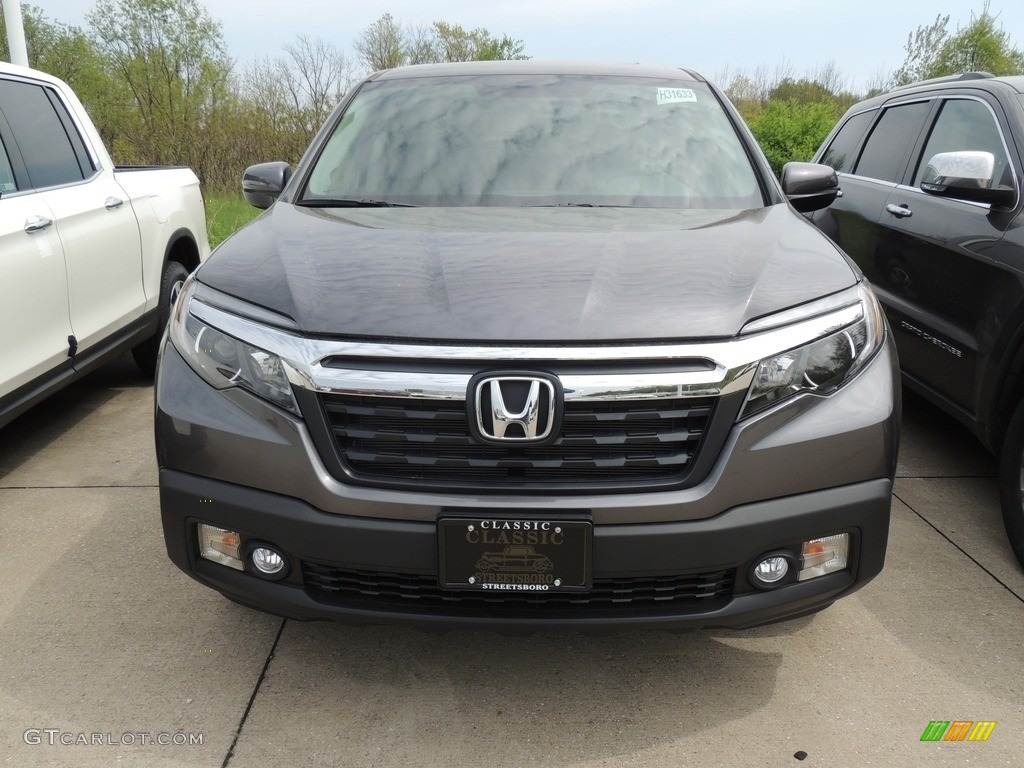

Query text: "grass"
[204, 190, 262, 248]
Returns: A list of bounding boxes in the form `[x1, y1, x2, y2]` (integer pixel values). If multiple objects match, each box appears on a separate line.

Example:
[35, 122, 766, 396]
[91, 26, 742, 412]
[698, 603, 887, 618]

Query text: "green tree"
[748, 99, 841, 176]
[353, 13, 528, 71]
[933, 7, 1024, 75]
[892, 4, 1024, 86]
[3, 5, 85, 76]
[353, 12, 405, 71]
[720, 62, 795, 122]
[279, 35, 357, 135]
[430, 21, 526, 62]
[769, 71, 860, 115]
[769, 78, 835, 105]
[891, 13, 950, 86]
[241, 35, 357, 160]
[2, 5, 126, 148]
[87, 0, 232, 173]
[721, 60, 857, 135]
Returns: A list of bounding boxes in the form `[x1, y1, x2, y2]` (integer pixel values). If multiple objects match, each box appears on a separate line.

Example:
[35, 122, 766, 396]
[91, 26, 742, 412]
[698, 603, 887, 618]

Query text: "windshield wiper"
[298, 198, 417, 208]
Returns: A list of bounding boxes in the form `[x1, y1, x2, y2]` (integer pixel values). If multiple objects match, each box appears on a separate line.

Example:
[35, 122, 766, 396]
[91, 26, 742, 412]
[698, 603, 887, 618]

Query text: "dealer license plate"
[438, 517, 592, 593]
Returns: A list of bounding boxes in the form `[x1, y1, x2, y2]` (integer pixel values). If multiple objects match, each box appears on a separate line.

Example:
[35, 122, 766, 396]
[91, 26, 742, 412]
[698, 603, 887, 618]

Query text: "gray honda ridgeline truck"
[155, 61, 899, 630]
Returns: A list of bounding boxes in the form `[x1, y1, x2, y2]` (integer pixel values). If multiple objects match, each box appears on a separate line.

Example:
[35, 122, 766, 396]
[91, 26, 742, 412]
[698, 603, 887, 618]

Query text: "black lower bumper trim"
[159, 469, 891, 629]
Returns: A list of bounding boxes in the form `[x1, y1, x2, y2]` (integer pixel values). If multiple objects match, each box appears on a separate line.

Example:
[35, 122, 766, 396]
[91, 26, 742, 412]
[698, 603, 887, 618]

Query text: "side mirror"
[781, 162, 840, 213]
[920, 151, 1014, 206]
[242, 162, 293, 210]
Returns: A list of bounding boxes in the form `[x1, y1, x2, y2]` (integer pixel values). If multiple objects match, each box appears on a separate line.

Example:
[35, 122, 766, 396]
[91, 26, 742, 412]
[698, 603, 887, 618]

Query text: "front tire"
[132, 260, 189, 377]
[998, 399, 1024, 570]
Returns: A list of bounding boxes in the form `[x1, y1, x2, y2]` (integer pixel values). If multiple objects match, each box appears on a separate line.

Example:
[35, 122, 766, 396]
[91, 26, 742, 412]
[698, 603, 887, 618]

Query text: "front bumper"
[156, 331, 899, 629]
[161, 468, 891, 629]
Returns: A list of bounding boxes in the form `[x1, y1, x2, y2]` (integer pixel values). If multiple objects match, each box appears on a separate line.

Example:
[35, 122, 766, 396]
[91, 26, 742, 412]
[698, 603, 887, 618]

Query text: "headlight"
[740, 283, 884, 419]
[169, 278, 300, 415]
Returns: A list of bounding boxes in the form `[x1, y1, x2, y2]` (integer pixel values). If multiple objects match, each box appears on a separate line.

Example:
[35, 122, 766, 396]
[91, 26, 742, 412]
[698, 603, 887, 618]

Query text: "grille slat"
[340, 428, 478, 445]
[326, 401, 467, 422]
[320, 393, 714, 487]
[563, 405, 711, 422]
[343, 449, 690, 470]
[303, 562, 735, 613]
[338, 427, 698, 447]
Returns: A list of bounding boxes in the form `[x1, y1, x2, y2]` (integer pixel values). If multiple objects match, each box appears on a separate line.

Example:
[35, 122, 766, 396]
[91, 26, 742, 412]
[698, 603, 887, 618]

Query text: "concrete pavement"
[1, 354, 1021, 767]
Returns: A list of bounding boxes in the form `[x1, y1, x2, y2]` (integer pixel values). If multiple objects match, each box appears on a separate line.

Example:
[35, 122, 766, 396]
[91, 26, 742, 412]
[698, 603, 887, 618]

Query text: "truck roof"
[0, 61, 66, 87]
[370, 59, 704, 83]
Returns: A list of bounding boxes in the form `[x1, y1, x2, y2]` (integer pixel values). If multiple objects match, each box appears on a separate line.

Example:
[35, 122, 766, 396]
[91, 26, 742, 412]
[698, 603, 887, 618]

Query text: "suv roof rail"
[886, 72, 995, 93]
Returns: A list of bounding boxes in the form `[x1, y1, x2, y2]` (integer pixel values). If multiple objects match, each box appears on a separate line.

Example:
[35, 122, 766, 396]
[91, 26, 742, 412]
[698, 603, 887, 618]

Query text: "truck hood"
[196, 203, 856, 342]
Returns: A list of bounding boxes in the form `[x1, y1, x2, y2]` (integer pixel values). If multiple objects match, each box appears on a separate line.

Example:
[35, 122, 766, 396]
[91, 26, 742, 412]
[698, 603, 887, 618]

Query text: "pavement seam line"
[894, 491, 1024, 606]
[221, 617, 287, 768]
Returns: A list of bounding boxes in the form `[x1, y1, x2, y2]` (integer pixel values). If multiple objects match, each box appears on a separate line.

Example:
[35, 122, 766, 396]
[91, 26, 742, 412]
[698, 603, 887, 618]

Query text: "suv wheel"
[998, 399, 1024, 570]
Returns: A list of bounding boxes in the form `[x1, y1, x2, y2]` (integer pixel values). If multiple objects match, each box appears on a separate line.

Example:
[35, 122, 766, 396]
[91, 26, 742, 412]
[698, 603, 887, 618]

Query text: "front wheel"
[997, 399, 1024, 570]
[132, 260, 189, 377]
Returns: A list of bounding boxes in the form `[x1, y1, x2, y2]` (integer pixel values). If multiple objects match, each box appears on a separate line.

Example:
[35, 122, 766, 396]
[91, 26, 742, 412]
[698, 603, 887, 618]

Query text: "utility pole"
[2, 0, 30, 66]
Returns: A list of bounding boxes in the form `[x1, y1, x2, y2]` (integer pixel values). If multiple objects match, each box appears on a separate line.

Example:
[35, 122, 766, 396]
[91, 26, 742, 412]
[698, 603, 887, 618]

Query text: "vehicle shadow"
[896, 388, 996, 478]
[0, 353, 153, 485]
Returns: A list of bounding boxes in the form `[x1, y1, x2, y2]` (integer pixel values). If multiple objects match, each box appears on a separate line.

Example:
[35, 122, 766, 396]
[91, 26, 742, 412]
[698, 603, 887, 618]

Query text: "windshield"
[302, 74, 763, 208]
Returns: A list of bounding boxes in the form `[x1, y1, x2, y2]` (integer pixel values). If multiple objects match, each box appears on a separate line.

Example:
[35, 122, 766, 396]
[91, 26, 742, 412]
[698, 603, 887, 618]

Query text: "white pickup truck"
[0, 62, 210, 428]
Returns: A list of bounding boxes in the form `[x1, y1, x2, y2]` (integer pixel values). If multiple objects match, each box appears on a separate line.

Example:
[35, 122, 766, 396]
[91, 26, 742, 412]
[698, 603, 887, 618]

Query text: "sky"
[12, 0, 1024, 93]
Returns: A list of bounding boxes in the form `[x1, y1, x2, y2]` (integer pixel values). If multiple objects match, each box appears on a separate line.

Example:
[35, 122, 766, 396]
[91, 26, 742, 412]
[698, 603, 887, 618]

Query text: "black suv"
[810, 73, 1024, 569]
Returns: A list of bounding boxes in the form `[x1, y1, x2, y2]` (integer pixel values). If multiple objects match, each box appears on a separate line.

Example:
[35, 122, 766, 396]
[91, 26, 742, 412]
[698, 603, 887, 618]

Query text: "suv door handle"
[105, 197, 124, 210]
[885, 203, 913, 218]
[24, 215, 53, 233]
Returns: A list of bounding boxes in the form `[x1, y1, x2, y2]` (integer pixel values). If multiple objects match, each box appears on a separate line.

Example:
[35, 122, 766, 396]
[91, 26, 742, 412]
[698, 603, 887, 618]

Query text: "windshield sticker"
[657, 87, 697, 105]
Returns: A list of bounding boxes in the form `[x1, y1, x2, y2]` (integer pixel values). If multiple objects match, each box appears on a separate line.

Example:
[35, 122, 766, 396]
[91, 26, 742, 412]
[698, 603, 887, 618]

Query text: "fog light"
[798, 534, 849, 581]
[250, 546, 287, 578]
[751, 554, 791, 588]
[198, 524, 243, 570]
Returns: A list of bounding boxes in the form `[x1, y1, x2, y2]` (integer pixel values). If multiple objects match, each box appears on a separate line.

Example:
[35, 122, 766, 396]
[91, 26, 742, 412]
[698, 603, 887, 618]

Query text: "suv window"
[0, 79, 90, 189]
[911, 98, 1012, 188]
[854, 101, 932, 183]
[820, 110, 875, 173]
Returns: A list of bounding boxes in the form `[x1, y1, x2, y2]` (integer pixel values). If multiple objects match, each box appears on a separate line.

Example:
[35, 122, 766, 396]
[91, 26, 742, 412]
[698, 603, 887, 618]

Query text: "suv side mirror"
[920, 151, 1015, 206]
[242, 162, 294, 210]
[781, 162, 840, 213]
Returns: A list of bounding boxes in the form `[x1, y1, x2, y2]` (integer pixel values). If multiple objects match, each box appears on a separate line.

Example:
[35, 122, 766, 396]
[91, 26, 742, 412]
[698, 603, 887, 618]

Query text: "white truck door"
[0, 132, 73, 398]
[0, 77, 144, 359]
[43, 178, 144, 355]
